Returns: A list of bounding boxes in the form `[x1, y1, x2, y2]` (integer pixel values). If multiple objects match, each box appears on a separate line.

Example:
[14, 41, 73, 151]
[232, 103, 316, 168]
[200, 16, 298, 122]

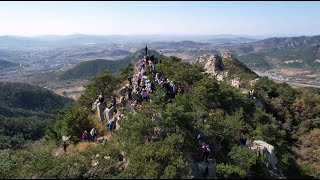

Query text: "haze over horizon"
[1, 1, 320, 38]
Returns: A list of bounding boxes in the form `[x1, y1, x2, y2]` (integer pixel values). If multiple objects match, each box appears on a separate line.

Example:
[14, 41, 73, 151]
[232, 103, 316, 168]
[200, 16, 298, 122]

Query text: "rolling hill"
[58, 49, 159, 80]
[0, 82, 73, 149]
[0, 59, 19, 70]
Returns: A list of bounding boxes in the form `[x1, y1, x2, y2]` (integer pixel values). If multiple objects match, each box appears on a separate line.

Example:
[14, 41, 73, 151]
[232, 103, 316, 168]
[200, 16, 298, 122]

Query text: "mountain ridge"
[0, 49, 319, 179]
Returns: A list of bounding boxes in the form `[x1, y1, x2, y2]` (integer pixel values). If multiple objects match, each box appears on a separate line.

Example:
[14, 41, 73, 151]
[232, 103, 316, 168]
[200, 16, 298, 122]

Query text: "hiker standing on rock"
[145, 45, 148, 56]
[128, 77, 132, 86]
[110, 96, 117, 113]
[158, 51, 162, 63]
[201, 142, 211, 163]
[127, 86, 133, 101]
[61, 141, 68, 152]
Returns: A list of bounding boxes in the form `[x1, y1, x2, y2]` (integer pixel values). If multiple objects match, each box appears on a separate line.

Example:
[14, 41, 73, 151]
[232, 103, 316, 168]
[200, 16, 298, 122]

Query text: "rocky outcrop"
[97, 102, 106, 122]
[194, 53, 246, 90]
[231, 77, 242, 89]
[104, 106, 116, 123]
[221, 53, 234, 59]
[250, 78, 259, 87]
[250, 140, 278, 170]
[188, 158, 216, 179]
[194, 54, 225, 76]
[118, 86, 127, 96]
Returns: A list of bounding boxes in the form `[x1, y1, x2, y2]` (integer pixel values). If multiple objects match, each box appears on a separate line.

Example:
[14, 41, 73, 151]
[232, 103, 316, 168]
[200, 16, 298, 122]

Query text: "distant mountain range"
[220, 35, 320, 70]
[0, 34, 262, 49]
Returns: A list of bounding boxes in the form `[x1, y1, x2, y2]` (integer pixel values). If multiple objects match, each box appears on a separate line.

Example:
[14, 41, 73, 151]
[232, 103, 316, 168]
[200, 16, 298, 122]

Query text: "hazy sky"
[1, 1, 320, 37]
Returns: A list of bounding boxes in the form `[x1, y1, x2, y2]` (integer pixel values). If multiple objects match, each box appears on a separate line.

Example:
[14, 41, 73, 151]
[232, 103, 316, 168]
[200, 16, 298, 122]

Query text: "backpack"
[90, 129, 95, 136]
[205, 145, 211, 152]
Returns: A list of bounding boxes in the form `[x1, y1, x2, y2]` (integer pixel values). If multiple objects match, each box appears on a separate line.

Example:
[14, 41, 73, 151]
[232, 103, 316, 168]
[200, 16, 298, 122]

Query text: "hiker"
[97, 95, 107, 122]
[170, 81, 176, 98]
[240, 137, 247, 147]
[117, 113, 124, 123]
[155, 72, 160, 81]
[137, 73, 142, 86]
[150, 63, 155, 75]
[159, 71, 163, 79]
[120, 96, 126, 107]
[150, 81, 155, 93]
[108, 120, 114, 132]
[128, 77, 132, 86]
[110, 96, 117, 109]
[141, 81, 147, 90]
[137, 93, 143, 104]
[159, 51, 162, 63]
[140, 63, 145, 72]
[156, 77, 162, 85]
[82, 130, 88, 142]
[127, 86, 133, 101]
[141, 89, 149, 102]
[90, 128, 97, 142]
[145, 45, 148, 56]
[197, 132, 205, 142]
[201, 142, 211, 163]
[98, 94, 104, 103]
[61, 141, 68, 152]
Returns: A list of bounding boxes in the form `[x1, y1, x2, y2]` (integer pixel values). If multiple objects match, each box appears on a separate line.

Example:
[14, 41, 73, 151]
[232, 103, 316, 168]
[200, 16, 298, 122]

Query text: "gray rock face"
[91, 99, 99, 111]
[118, 87, 127, 96]
[250, 140, 278, 170]
[231, 77, 242, 89]
[104, 105, 116, 123]
[189, 160, 216, 179]
[221, 53, 233, 59]
[97, 102, 106, 122]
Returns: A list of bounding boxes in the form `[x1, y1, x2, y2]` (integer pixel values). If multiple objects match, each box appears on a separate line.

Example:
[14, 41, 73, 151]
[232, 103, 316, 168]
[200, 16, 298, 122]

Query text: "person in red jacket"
[201, 142, 211, 163]
[82, 130, 88, 142]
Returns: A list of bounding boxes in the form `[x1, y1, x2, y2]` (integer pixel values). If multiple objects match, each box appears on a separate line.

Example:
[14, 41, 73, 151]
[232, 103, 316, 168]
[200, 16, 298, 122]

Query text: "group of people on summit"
[65, 46, 211, 164]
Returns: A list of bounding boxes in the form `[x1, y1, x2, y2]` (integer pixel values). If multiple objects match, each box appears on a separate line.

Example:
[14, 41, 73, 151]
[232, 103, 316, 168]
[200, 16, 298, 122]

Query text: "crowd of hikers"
[125, 45, 184, 107]
[62, 46, 211, 163]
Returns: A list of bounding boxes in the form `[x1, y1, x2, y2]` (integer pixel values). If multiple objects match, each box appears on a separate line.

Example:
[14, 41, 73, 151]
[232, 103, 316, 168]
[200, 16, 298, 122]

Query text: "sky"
[1, 1, 320, 37]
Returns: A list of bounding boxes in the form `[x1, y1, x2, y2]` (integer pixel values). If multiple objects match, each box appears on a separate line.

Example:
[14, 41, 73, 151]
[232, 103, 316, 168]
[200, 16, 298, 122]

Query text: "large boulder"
[104, 105, 116, 122]
[231, 77, 242, 89]
[190, 160, 216, 179]
[250, 140, 278, 170]
[97, 102, 106, 122]
[216, 71, 228, 82]
[91, 99, 99, 111]
[118, 87, 127, 96]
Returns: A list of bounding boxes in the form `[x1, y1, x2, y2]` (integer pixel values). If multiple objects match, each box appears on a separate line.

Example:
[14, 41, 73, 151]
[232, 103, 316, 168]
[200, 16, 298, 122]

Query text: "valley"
[1, 35, 320, 100]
